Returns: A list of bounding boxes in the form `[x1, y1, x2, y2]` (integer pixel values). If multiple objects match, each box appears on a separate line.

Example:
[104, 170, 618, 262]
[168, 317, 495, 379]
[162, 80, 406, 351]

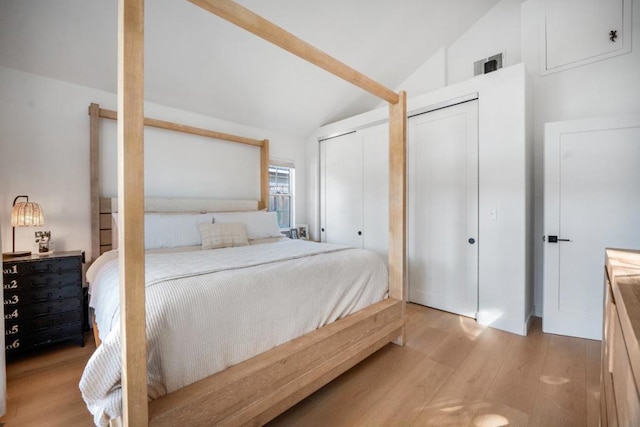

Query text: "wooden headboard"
[98, 197, 259, 254]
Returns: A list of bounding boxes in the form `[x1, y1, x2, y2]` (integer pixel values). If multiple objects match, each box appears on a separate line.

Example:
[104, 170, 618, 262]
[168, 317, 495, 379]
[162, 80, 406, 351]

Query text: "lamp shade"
[11, 200, 44, 227]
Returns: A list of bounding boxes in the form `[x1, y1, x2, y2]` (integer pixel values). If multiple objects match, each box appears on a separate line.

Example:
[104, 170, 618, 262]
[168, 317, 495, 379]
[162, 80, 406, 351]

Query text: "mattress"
[79, 238, 388, 426]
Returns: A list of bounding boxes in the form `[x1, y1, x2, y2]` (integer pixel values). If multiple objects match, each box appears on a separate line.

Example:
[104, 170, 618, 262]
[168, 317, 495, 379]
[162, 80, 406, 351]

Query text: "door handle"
[547, 235, 571, 243]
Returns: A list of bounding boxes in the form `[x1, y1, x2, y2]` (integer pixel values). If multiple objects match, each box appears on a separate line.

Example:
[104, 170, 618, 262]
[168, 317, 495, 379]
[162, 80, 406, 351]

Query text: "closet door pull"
[358, 231, 362, 236]
[468, 238, 475, 244]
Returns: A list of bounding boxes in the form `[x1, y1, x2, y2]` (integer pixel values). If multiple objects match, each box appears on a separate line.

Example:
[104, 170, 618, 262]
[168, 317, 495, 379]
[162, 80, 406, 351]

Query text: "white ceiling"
[0, 0, 499, 138]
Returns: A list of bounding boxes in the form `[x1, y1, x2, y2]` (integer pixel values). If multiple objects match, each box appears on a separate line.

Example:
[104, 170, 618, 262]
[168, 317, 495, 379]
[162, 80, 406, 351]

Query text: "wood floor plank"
[350, 355, 452, 426]
[484, 316, 550, 414]
[585, 338, 602, 427]
[406, 324, 450, 355]
[410, 326, 514, 426]
[428, 309, 486, 339]
[470, 401, 530, 427]
[528, 334, 588, 427]
[269, 344, 429, 426]
[426, 332, 479, 369]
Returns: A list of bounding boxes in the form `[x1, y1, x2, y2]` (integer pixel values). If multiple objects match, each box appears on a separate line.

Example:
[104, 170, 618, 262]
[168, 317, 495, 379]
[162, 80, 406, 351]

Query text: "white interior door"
[361, 123, 389, 263]
[543, 115, 640, 339]
[321, 132, 363, 248]
[409, 100, 479, 318]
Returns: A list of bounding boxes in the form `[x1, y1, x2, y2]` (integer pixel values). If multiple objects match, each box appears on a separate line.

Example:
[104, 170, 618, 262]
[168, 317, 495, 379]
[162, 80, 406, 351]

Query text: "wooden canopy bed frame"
[97, 0, 407, 425]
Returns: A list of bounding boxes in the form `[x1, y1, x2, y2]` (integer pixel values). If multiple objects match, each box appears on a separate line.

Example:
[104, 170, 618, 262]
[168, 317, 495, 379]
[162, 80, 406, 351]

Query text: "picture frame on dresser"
[3, 251, 85, 357]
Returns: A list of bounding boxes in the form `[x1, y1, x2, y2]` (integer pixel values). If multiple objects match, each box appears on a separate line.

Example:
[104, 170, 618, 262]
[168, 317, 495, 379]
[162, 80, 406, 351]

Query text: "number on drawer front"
[3, 265, 18, 275]
[4, 309, 18, 320]
[4, 295, 19, 305]
[5, 325, 18, 335]
[3, 280, 18, 290]
[6, 339, 19, 350]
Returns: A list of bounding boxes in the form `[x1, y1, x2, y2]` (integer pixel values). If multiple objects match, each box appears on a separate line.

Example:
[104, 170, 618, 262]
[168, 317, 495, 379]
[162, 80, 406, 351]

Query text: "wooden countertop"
[606, 248, 640, 392]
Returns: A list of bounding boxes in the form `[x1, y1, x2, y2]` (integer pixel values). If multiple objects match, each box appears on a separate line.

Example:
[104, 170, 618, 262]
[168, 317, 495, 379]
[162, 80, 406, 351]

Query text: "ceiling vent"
[474, 53, 503, 76]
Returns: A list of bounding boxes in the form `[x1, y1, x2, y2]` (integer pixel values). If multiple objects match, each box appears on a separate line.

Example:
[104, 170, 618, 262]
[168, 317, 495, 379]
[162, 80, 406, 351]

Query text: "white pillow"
[212, 211, 282, 240]
[199, 223, 249, 249]
[112, 212, 214, 249]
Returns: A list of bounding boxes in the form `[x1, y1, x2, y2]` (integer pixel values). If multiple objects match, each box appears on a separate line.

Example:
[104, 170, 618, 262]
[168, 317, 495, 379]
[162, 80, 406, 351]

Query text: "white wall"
[393, 47, 447, 98]
[390, 0, 522, 98]
[308, 64, 532, 335]
[446, 0, 522, 85]
[0, 66, 307, 262]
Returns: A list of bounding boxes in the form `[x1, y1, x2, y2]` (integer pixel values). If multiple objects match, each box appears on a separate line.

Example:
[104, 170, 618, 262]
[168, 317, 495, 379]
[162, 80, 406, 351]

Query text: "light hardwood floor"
[0, 304, 600, 426]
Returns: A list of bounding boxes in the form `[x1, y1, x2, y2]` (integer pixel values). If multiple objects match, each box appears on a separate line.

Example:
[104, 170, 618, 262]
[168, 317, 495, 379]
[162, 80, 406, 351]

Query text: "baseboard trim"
[477, 311, 528, 336]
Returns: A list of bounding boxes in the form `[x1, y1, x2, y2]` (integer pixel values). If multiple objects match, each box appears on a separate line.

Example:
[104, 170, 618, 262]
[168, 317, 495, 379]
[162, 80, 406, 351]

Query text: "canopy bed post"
[89, 103, 101, 262]
[118, 0, 148, 425]
[388, 91, 407, 344]
[259, 139, 269, 210]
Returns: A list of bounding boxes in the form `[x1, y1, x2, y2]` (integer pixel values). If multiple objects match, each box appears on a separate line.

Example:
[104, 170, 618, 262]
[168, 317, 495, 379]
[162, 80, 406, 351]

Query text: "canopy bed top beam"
[188, 0, 400, 105]
[92, 106, 267, 147]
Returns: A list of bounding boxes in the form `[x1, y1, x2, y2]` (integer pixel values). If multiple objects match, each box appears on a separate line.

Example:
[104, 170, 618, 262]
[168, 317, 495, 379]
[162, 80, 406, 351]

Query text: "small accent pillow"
[212, 211, 282, 240]
[199, 223, 249, 249]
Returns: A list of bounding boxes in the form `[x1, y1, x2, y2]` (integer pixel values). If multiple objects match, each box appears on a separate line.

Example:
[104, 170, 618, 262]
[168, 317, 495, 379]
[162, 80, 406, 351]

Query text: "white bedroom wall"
[0, 66, 307, 261]
[393, 47, 447, 98]
[446, 0, 522, 86]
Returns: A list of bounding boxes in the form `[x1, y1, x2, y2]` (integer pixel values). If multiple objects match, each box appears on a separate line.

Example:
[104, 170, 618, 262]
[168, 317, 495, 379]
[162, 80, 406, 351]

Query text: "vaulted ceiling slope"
[0, 0, 498, 138]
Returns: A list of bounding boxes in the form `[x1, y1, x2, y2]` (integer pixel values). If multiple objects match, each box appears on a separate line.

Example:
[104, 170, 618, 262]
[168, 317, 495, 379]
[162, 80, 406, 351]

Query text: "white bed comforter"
[80, 239, 387, 426]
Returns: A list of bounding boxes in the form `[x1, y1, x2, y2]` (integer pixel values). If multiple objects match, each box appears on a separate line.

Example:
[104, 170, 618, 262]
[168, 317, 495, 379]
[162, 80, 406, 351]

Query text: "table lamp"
[3, 195, 44, 259]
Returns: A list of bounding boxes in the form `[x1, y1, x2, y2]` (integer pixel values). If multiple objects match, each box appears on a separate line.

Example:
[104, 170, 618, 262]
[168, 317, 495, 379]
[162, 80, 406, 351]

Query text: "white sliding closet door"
[320, 123, 389, 262]
[361, 123, 389, 262]
[321, 132, 363, 248]
[409, 100, 479, 318]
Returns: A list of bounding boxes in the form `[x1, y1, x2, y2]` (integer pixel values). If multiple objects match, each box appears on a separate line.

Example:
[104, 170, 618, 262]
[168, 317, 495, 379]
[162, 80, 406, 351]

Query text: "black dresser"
[3, 251, 85, 356]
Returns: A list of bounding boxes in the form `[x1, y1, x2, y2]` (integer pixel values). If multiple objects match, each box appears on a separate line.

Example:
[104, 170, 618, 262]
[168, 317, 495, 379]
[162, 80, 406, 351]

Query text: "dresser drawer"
[3, 256, 81, 277]
[6, 310, 82, 338]
[5, 323, 83, 354]
[3, 270, 81, 292]
[4, 298, 82, 322]
[4, 283, 81, 307]
[612, 306, 640, 425]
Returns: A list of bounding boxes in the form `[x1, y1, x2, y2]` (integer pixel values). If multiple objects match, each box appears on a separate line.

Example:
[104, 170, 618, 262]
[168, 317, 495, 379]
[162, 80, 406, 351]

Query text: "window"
[268, 163, 294, 229]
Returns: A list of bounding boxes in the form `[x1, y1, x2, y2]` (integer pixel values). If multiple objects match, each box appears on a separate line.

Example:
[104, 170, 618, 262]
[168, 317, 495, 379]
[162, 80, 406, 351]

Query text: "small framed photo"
[289, 228, 299, 239]
[297, 224, 309, 240]
[35, 230, 52, 254]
